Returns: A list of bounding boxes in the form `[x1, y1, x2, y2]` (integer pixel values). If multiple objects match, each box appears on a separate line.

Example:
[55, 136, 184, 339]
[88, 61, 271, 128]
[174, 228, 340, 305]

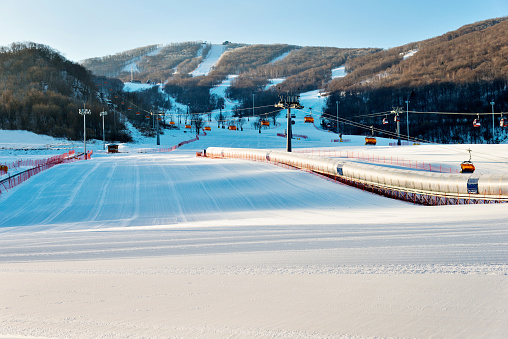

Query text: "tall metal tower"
[275, 94, 304, 152]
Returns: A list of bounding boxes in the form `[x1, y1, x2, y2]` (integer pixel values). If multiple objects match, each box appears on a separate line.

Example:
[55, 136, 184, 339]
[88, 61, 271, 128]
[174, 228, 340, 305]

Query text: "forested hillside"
[80, 44, 161, 79]
[218, 46, 379, 123]
[323, 17, 508, 143]
[82, 42, 223, 83]
[78, 16, 508, 144]
[0, 42, 130, 141]
[228, 46, 379, 96]
[329, 17, 508, 91]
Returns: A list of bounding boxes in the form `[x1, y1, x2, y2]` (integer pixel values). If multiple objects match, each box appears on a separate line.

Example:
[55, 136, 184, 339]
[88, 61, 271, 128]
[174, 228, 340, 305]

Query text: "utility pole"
[336, 101, 339, 134]
[100, 110, 107, 150]
[490, 101, 495, 142]
[405, 100, 409, 141]
[275, 94, 304, 152]
[156, 110, 161, 145]
[252, 93, 255, 122]
[79, 105, 91, 159]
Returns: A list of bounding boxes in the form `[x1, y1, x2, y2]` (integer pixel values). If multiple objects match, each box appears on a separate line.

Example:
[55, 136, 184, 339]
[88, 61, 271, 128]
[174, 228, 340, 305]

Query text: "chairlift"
[136, 112, 140, 115]
[382, 115, 389, 125]
[228, 125, 237, 130]
[204, 126, 211, 131]
[473, 114, 481, 127]
[365, 137, 377, 145]
[145, 115, 150, 119]
[304, 115, 314, 123]
[394, 115, 400, 122]
[185, 124, 192, 129]
[261, 120, 270, 126]
[169, 121, 175, 125]
[500, 114, 508, 127]
[460, 149, 475, 173]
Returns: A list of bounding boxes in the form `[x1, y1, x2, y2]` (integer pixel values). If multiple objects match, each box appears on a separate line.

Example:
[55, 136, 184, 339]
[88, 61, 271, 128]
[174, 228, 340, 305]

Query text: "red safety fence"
[294, 149, 459, 174]
[138, 135, 200, 154]
[0, 150, 84, 198]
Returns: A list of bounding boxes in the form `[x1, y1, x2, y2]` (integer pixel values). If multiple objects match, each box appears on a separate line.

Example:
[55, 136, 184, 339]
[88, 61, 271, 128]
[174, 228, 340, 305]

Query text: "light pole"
[252, 93, 255, 121]
[490, 101, 495, 142]
[79, 107, 91, 159]
[156, 110, 161, 145]
[405, 100, 409, 141]
[100, 110, 107, 150]
[336, 101, 339, 134]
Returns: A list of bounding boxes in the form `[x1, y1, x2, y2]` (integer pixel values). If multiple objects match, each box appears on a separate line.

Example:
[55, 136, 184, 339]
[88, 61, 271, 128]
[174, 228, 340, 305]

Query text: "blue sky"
[0, 0, 506, 62]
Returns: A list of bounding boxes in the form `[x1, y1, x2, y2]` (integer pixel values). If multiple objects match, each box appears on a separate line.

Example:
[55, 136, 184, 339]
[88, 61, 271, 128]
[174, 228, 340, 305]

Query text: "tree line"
[321, 16, 508, 144]
[0, 42, 131, 142]
[322, 80, 508, 143]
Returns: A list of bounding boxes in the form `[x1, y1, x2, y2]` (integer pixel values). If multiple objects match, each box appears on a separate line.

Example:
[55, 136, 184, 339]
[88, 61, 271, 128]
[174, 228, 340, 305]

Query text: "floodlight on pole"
[100, 111, 107, 150]
[79, 107, 91, 159]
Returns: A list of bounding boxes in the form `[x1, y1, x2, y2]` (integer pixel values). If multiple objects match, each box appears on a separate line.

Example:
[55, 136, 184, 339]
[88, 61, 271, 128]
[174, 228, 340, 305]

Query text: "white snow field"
[1, 89, 508, 338]
[190, 44, 227, 77]
[331, 65, 346, 79]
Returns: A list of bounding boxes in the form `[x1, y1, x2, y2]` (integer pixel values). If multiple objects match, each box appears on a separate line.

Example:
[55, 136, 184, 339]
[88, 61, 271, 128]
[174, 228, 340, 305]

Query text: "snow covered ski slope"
[1, 91, 508, 338]
[190, 44, 227, 77]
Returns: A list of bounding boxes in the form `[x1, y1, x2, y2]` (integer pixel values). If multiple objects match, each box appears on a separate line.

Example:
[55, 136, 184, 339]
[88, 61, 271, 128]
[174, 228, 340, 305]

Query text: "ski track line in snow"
[156, 156, 188, 224]
[180, 157, 224, 214]
[0, 161, 95, 228]
[36, 161, 101, 226]
[207, 161, 261, 212]
[85, 159, 118, 228]
[118, 156, 141, 227]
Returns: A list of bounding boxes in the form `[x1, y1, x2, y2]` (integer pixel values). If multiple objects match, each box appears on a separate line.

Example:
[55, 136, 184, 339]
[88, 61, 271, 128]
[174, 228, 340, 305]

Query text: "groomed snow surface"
[1, 89, 508, 338]
[190, 44, 227, 77]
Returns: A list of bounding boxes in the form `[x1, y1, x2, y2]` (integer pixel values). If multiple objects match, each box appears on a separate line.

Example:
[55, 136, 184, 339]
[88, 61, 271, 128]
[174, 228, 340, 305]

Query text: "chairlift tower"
[275, 95, 304, 152]
[391, 107, 402, 146]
